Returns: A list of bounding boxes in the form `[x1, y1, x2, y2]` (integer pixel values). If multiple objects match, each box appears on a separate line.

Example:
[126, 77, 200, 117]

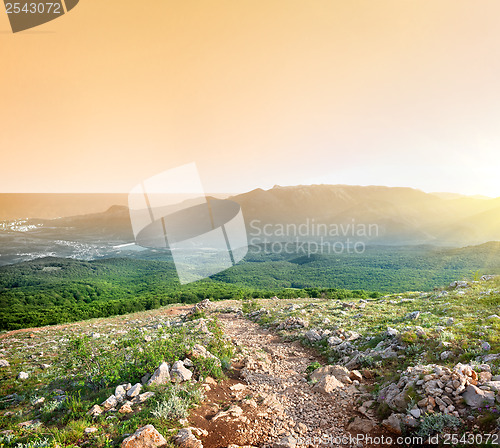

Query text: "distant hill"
[230, 185, 500, 245]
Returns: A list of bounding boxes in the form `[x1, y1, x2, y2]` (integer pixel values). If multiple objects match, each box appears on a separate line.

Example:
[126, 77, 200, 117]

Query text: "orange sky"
[1, 0, 500, 196]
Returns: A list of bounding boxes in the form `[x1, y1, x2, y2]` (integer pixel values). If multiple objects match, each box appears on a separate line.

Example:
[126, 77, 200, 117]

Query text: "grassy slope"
[0, 307, 233, 448]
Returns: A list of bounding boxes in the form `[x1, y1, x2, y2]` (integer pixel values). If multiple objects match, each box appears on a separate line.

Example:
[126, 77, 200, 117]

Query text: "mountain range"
[0, 185, 499, 265]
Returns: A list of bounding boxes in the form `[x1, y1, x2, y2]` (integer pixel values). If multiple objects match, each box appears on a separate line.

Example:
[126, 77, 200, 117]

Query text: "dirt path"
[201, 312, 383, 448]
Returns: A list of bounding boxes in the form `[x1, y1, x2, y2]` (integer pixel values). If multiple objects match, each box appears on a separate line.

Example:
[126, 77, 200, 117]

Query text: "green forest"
[1, 242, 499, 330]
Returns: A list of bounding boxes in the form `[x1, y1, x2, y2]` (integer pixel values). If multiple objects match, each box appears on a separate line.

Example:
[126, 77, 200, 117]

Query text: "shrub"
[306, 361, 322, 374]
[151, 384, 203, 420]
[417, 413, 461, 438]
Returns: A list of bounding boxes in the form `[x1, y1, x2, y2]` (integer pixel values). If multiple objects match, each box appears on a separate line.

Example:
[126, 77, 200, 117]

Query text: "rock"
[33, 397, 45, 406]
[305, 329, 322, 342]
[446, 318, 454, 326]
[484, 381, 500, 392]
[87, 404, 103, 417]
[190, 345, 220, 365]
[348, 417, 377, 433]
[173, 428, 203, 448]
[314, 375, 344, 394]
[310, 365, 350, 383]
[141, 373, 152, 385]
[480, 372, 493, 382]
[147, 362, 171, 386]
[121, 425, 167, 448]
[0, 360, 10, 368]
[132, 392, 155, 404]
[382, 413, 403, 435]
[17, 372, 28, 380]
[102, 395, 118, 410]
[409, 408, 421, 418]
[119, 403, 133, 414]
[276, 317, 308, 330]
[84, 427, 98, 434]
[229, 383, 246, 391]
[441, 351, 453, 360]
[415, 326, 426, 337]
[188, 427, 208, 438]
[115, 385, 127, 402]
[386, 327, 399, 337]
[204, 377, 217, 386]
[127, 383, 142, 398]
[350, 370, 363, 382]
[481, 275, 496, 281]
[273, 436, 297, 448]
[462, 384, 495, 408]
[381, 348, 398, 359]
[171, 361, 193, 382]
[327, 336, 343, 346]
[18, 419, 41, 428]
[402, 415, 419, 428]
[212, 405, 243, 421]
[406, 311, 420, 320]
[183, 358, 194, 367]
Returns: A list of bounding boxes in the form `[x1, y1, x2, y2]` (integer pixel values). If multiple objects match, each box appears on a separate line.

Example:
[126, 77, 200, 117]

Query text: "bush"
[306, 361, 321, 374]
[417, 413, 461, 438]
[151, 384, 204, 420]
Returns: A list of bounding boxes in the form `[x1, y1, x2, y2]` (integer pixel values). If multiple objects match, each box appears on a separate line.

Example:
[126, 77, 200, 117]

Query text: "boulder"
[87, 404, 103, 417]
[190, 345, 220, 365]
[173, 428, 203, 448]
[127, 383, 142, 398]
[212, 405, 243, 421]
[313, 375, 344, 394]
[350, 370, 363, 382]
[305, 330, 322, 342]
[17, 372, 28, 380]
[119, 403, 133, 414]
[132, 392, 155, 404]
[327, 336, 343, 346]
[405, 311, 420, 320]
[101, 395, 118, 410]
[171, 361, 193, 382]
[115, 385, 127, 402]
[402, 415, 419, 428]
[0, 360, 10, 368]
[386, 327, 399, 337]
[310, 365, 350, 383]
[484, 381, 500, 392]
[382, 414, 403, 435]
[348, 417, 377, 433]
[121, 425, 167, 448]
[462, 384, 495, 408]
[147, 362, 171, 386]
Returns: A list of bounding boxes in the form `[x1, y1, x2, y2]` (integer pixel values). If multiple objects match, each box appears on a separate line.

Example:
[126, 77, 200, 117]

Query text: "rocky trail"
[184, 310, 393, 448]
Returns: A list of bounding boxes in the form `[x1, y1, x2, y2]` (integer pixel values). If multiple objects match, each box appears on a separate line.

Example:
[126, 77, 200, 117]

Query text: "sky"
[1, 0, 500, 197]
